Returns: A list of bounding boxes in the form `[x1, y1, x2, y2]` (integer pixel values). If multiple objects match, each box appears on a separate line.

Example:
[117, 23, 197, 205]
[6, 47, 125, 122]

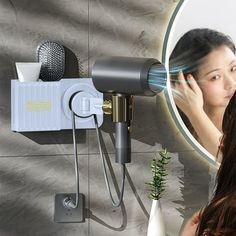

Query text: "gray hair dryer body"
[92, 56, 167, 164]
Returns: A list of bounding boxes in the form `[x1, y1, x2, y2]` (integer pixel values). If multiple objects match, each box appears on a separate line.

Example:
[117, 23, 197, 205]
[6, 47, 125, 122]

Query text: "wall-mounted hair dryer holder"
[11, 78, 103, 132]
[11, 56, 167, 223]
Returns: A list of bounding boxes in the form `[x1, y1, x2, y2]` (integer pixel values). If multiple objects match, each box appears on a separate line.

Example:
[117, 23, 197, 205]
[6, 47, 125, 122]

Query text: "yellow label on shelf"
[26, 100, 52, 112]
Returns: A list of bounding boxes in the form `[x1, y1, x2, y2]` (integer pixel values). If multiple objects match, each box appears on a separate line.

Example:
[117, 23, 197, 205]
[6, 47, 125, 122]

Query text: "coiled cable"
[64, 96, 126, 208]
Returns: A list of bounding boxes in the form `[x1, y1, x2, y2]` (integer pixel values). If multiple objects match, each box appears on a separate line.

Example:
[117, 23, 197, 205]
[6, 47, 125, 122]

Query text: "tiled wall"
[0, 0, 217, 235]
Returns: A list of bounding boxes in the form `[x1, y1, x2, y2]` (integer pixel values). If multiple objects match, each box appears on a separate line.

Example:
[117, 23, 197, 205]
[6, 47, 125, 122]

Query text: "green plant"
[146, 149, 171, 200]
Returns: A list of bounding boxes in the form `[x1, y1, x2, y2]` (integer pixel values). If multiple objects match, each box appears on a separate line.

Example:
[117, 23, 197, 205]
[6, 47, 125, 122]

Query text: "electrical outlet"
[54, 193, 85, 223]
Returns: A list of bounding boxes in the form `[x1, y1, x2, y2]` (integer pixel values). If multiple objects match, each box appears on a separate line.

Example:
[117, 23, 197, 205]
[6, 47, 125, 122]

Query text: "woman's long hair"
[169, 28, 235, 82]
[196, 92, 236, 235]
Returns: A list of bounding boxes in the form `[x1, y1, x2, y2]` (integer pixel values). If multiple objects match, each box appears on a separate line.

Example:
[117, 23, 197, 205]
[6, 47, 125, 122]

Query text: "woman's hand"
[180, 210, 202, 236]
[172, 72, 204, 117]
[171, 71, 222, 157]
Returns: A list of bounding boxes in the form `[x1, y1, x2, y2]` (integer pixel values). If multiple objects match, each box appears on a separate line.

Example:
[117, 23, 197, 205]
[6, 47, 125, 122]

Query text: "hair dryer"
[92, 56, 167, 164]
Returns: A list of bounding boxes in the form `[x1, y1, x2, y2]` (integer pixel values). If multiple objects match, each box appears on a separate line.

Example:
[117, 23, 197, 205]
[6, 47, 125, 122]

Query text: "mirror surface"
[163, 0, 236, 162]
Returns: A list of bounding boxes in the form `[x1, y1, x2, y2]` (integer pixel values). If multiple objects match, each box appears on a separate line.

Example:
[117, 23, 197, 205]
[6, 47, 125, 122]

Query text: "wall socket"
[54, 193, 85, 223]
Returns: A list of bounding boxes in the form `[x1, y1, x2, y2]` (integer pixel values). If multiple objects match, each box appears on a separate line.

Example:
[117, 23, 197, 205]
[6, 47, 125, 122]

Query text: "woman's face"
[196, 45, 236, 110]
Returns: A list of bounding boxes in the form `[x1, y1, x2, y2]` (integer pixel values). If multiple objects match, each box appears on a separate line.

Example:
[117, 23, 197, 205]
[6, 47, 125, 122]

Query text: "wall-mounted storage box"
[11, 79, 103, 132]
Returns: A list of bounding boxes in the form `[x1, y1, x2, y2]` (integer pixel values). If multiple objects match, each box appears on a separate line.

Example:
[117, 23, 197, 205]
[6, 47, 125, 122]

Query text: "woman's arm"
[172, 72, 222, 157]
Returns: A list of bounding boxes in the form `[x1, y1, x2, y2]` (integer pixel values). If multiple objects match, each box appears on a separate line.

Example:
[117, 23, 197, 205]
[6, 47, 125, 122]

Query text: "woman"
[170, 28, 236, 157]
[180, 91, 236, 235]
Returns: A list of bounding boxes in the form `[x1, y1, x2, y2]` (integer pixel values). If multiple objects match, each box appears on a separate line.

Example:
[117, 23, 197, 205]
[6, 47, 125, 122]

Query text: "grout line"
[88, 0, 91, 234]
[0, 150, 196, 159]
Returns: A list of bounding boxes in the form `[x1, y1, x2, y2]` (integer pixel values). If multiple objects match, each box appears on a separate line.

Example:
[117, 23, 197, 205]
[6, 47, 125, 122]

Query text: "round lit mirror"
[162, 0, 236, 163]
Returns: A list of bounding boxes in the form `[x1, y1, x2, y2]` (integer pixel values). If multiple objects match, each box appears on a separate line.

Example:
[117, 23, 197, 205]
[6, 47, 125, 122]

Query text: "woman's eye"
[231, 65, 236, 72]
[210, 75, 220, 81]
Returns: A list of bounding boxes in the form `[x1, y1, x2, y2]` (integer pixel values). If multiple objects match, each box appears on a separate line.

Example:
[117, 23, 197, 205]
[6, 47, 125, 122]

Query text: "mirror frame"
[161, 0, 216, 164]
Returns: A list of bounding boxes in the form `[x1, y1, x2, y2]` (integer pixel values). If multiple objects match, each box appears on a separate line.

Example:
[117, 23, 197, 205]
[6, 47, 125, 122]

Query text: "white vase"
[147, 199, 166, 236]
